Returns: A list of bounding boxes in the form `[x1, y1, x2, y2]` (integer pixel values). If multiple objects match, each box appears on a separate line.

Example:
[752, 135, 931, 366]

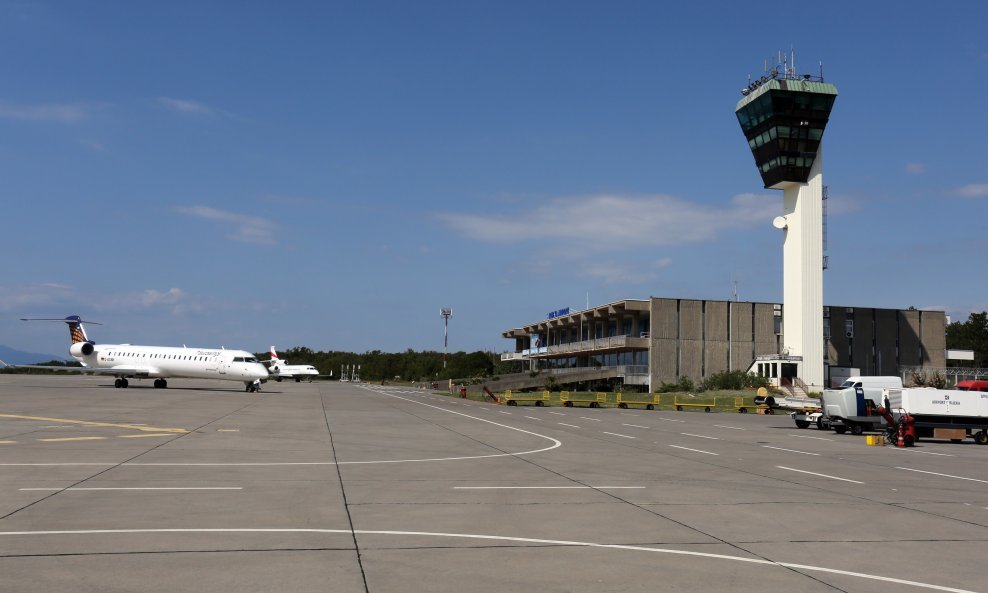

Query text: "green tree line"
[269, 347, 517, 382]
[946, 311, 988, 367]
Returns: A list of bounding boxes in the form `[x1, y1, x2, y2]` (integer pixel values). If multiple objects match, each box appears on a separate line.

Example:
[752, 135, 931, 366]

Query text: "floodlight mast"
[735, 51, 837, 392]
[440, 308, 453, 369]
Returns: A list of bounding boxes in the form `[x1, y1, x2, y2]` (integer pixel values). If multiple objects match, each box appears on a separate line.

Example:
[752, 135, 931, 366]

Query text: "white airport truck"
[884, 387, 988, 445]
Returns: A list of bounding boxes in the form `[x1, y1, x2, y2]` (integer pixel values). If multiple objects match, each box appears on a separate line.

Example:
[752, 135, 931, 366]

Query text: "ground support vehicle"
[885, 388, 988, 445]
[560, 391, 606, 408]
[503, 390, 549, 406]
[820, 376, 903, 435]
[674, 397, 717, 412]
[616, 392, 660, 410]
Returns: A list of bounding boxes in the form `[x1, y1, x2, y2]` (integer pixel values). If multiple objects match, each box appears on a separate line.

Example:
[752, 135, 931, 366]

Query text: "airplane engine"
[70, 341, 95, 357]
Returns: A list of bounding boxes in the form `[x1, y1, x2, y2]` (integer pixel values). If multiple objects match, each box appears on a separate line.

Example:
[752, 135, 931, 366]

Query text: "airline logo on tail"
[67, 316, 89, 344]
[270, 347, 280, 361]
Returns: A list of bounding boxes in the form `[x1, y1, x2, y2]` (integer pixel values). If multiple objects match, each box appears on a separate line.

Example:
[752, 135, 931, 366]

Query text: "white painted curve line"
[680, 433, 719, 440]
[622, 423, 649, 429]
[713, 425, 744, 430]
[20, 487, 243, 491]
[762, 445, 819, 456]
[453, 486, 645, 490]
[602, 432, 635, 439]
[896, 467, 988, 485]
[776, 466, 863, 484]
[8, 390, 564, 468]
[0, 528, 971, 592]
[788, 434, 832, 442]
[579, 417, 601, 422]
[557, 423, 580, 428]
[669, 445, 718, 456]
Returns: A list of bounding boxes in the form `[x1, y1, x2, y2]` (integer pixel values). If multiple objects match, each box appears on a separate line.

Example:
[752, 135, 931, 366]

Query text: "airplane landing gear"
[153, 379, 168, 389]
[114, 378, 129, 388]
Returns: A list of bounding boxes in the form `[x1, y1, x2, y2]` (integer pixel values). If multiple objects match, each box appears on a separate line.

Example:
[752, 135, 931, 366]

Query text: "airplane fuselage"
[75, 344, 268, 383]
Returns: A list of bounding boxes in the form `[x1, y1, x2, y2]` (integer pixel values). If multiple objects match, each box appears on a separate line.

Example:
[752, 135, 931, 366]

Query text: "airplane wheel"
[162, 379, 167, 388]
[121, 379, 129, 388]
[295, 378, 301, 382]
[114, 378, 122, 388]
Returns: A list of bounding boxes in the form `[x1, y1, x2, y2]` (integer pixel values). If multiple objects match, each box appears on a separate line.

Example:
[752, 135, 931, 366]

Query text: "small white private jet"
[263, 346, 320, 382]
[14, 315, 269, 392]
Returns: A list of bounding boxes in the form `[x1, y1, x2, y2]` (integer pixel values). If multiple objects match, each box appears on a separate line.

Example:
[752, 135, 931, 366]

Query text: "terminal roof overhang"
[502, 299, 650, 339]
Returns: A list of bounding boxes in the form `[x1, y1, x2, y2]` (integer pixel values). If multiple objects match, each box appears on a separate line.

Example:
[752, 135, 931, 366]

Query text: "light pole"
[440, 308, 453, 369]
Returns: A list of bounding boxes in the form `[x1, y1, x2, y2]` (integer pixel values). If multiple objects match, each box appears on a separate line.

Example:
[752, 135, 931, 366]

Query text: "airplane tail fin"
[270, 346, 280, 360]
[20, 315, 102, 345]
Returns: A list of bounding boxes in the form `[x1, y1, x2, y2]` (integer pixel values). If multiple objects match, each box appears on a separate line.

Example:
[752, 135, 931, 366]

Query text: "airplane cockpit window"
[244, 357, 258, 363]
[233, 357, 245, 362]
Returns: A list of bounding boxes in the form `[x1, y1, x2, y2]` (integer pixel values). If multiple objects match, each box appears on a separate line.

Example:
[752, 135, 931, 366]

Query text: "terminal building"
[501, 298, 946, 393]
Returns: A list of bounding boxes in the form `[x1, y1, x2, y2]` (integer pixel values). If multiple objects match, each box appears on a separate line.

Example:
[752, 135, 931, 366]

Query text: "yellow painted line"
[39, 436, 108, 443]
[117, 433, 175, 439]
[0, 414, 187, 434]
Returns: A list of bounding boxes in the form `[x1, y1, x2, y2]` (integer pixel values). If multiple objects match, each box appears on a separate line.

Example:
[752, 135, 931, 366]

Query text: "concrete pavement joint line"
[668, 445, 718, 456]
[895, 467, 988, 485]
[0, 528, 972, 593]
[776, 466, 864, 484]
[0, 414, 188, 434]
[557, 423, 580, 428]
[762, 445, 819, 456]
[680, 433, 719, 440]
[602, 432, 635, 439]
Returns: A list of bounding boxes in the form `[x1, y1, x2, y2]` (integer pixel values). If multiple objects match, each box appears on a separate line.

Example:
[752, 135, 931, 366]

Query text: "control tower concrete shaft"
[735, 67, 837, 391]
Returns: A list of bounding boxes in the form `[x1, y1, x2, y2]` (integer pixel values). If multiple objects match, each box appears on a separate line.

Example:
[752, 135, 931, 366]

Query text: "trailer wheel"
[764, 409, 774, 415]
[974, 431, 988, 445]
[508, 400, 517, 406]
[850, 425, 864, 436]
[816, 418, 825, 430]
[834, 425, 847, 435]
[738, 407, 748, 414]
[564, 401, 573, 407]
[704, 406, 711, 413]
[618, 403, 628, 409]
[795, 420, 810, 429]
[676, 405, 683, 411]
[903, 434, 915, 447]
[646, 404, 654, 411]
[535, 401, 544, 407]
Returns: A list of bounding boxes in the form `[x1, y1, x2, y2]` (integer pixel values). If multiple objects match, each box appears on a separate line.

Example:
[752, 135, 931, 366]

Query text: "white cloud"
[905, 163, 926, 174]
[436, 193, 780, 251]
[0, 283, 75, 312]
[0, 101, 91, 123]
[175, 205, 278, 245]
[957, 183, 988, 198]
[157, 97, 215, 115]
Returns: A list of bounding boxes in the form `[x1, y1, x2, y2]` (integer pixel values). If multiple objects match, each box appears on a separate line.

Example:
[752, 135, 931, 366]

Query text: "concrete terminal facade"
[502, 298, 945, 391]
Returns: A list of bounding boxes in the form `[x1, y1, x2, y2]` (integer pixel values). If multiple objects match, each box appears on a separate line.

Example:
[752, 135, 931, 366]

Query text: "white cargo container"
[818, 376, 903, 434]
[884, 387, 988, 444]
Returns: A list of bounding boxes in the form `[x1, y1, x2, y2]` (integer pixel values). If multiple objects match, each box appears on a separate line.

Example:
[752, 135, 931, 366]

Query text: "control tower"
[735, 54, 837, 392]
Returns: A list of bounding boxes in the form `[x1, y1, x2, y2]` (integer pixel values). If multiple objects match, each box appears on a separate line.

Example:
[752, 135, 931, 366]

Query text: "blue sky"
[2, 1, 987, 356]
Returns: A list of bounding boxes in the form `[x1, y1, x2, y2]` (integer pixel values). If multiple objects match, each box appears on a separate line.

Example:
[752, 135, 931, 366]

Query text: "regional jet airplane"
[263, 347, 320, 382]
[15, 316, 269, 392]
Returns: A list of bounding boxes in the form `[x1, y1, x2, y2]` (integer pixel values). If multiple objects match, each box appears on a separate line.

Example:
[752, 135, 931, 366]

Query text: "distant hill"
[0, 345, 67, 365]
